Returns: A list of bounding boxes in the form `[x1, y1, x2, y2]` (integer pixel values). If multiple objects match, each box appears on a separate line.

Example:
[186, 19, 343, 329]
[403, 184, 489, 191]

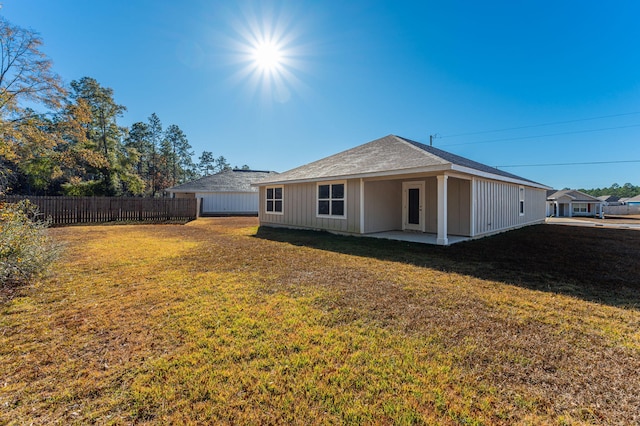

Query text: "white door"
[402, 181, 425, 232]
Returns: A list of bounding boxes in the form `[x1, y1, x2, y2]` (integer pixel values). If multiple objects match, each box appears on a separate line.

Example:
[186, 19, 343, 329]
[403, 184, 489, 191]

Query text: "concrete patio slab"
[364, 231, 470, 245]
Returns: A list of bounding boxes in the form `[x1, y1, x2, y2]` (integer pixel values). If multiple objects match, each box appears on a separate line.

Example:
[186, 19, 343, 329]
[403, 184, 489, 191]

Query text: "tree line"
[578, 183, 640, 199]
[0, 17, 241, 197]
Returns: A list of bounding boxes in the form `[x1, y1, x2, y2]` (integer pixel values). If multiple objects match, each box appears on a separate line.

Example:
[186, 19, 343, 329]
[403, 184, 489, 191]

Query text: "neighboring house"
[624, 194, 640, 206]
[597, 195, 621, 206]
[546, 189, 603, 218]
[166, 169, 278, 216]
[254, 134, 550, 245]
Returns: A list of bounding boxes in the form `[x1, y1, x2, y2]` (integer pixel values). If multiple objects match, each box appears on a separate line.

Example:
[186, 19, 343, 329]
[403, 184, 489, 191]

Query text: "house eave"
[252, 165, 453, 186]
[254, 164, 551, 189]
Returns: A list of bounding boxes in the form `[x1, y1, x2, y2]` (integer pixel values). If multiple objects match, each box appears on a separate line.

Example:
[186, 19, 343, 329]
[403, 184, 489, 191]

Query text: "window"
[572, 203, 588, 213]
[519, 186, 525, 216]
[266, 186, 283, 214]
[317, 182, 345, 217]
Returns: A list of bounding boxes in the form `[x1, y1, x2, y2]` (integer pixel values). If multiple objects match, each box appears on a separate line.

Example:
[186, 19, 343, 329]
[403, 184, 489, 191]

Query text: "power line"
[439, 123, 640, 147]
[440, 111, 640, 139]
[496, 159, 640, 168]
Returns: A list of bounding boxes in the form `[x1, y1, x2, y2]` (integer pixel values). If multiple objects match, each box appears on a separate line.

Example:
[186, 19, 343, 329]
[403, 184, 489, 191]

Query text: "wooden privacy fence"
[2, 196, 197, 226]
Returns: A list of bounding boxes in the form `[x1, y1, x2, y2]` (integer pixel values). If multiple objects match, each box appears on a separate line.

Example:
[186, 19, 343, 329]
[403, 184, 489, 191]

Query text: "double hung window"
[266, 186, 283, 214]
[572, 203, 588, 213]
[317, 182, 345, 217]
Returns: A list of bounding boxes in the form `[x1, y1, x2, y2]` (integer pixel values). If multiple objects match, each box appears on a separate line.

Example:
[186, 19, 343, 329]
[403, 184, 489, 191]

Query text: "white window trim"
[265, 185, 284, 215]
[316, 180, 347, 219]
[519, 186, 525, 216]
[572, 203, 588, 213]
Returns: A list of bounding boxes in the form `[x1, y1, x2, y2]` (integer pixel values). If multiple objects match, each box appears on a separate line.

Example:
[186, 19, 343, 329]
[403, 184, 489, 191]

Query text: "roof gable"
[547, 189, 602, 202]
[166, 169, 277, 193]
[257, 134, 544, 187]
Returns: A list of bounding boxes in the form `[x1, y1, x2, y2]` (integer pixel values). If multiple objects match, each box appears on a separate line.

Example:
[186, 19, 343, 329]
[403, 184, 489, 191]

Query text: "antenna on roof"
[429, 134, 439, 146]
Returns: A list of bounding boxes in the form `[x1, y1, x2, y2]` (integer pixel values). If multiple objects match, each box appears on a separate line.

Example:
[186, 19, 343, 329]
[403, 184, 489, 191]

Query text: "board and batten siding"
[363, 180, 401, 233]
[197, 192, 258, 214]
[259, 179, 361, 234]
[447, 177, 471, 236]
[473, 179, 545, 237]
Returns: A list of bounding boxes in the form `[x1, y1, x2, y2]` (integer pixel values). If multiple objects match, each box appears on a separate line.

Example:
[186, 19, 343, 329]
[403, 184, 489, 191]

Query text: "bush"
[0, 200, 61, 287]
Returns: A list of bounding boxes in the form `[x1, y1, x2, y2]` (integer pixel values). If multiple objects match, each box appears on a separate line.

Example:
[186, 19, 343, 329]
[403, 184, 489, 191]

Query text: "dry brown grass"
[1, 217, 638, 425]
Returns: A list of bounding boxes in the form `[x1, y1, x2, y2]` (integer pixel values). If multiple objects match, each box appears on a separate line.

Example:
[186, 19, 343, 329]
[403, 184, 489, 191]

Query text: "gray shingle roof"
[166, 169, 278, 193]
[546, 189, 602, 202]
[255, 134, 545, 186]
[597, 195, 619, 202]
[396, 136, 541, 184]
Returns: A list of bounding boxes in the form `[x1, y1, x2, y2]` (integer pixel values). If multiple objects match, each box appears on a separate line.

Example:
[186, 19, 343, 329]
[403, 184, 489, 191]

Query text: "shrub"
[0, 200, 61, 287]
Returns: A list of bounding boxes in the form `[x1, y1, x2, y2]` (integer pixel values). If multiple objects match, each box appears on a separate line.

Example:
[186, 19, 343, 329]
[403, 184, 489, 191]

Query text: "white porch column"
[568, 202, 572, 217]
[470, 178, 476, 237]
[359, 178, 365, 234]
[437, 174, 448, 245]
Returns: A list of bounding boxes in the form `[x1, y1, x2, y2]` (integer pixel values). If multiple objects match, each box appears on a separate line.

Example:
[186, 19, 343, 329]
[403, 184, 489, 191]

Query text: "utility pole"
[430, 134, 438, 146]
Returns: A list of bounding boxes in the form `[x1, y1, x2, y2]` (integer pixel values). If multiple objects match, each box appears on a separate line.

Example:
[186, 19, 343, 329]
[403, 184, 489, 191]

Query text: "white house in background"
[253, 135, 550, 245]
[546, 189, 603, 218]
[166, 169, 278, 216]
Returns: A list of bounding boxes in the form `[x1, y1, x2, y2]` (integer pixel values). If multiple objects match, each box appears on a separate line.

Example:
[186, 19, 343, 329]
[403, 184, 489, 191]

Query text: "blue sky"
[3, 0, 639, 190]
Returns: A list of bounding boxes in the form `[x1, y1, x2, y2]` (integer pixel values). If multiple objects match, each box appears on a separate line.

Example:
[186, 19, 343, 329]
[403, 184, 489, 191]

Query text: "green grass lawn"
[1, 218, 638, 425]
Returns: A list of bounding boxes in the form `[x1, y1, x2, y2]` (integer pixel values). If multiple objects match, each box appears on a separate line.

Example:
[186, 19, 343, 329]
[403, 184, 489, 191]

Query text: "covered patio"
[361, 173, 472, 246]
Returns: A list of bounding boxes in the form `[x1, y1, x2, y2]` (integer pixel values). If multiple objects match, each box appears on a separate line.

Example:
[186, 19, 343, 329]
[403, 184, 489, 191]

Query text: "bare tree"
[0, 17, 65, 193]
[0, 17, 65, 120]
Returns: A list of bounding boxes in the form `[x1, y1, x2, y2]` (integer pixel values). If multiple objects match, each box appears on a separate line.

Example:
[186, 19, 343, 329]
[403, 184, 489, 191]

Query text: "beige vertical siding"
[363, 180, 402, 233]
[259, 179, 361, 233]
[473, 179, 546, 236]
[424, 177, 438, 233]
[447, 178, 471, 236]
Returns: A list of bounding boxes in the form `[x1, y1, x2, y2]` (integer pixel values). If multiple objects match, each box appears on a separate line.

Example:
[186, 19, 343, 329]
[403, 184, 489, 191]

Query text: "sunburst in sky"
[225, 4, 307, 104]
[252, 41, 282, 72]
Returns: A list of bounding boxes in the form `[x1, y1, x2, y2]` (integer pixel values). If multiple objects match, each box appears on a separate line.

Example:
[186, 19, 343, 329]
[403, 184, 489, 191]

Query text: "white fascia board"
[195, 191, 256, 195]
[252, 165, 452, 186]
[442, 171, 473, 181]
[173, 190, 256, 194]
[450, 164, 551, 190]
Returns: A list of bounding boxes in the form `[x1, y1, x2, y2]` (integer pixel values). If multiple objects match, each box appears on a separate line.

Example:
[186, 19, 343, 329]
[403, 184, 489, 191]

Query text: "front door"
[403, 181, 425, 232]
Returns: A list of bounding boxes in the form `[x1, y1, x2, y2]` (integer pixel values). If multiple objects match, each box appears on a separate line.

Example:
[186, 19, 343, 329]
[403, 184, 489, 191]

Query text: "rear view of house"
[254, 135, 549, 245]
[166, 169, 278, 216]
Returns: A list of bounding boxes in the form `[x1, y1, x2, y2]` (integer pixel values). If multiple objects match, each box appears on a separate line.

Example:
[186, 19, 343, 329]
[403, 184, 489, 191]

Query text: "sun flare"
[253, 41, 282, 72]
[225, 4, 309, 103]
